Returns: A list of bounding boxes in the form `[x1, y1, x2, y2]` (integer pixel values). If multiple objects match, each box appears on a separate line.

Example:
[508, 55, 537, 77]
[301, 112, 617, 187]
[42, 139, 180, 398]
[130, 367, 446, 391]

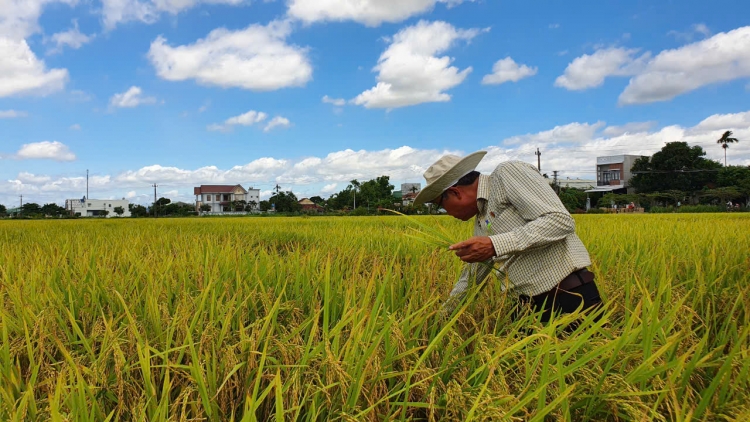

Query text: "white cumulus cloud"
[287, 0, 475, 27]
[0, 109, 27, 118]
[322, 95, 346, 106]
[46, 20, 93, 54]
[602, 121, 656, 137]
[101, 0, 247, 30]
[264, 116, 291, 132]
[503, 122, 606, 146]
[148, 20, 312, 91]
[16, 172, 52, 184]
[0, 1, 75, 97]
[668, 23, 711, 42]
[353, 20, 483, 109]
[555, 47, 648, 90]
[619, 26, 750, 105]
[0, 38, 69, 97]
[555, 26, 750, 105]
[482, 57, 537, 85]
[109, 86, 157, 108]
[15, 141, 76, 161]
[208, 110, 268, 132]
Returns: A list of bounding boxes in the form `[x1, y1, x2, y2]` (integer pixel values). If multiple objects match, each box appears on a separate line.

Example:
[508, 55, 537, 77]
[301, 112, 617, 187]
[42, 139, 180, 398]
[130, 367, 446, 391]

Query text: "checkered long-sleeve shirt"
[445, 160, 591, 311]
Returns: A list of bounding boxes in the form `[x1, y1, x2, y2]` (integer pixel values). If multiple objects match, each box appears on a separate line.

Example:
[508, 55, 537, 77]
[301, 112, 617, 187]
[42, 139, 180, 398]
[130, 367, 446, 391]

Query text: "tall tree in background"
[630, 142, 721, 193]
[716, 130, 739, 166]
[269, 191, 301, 212]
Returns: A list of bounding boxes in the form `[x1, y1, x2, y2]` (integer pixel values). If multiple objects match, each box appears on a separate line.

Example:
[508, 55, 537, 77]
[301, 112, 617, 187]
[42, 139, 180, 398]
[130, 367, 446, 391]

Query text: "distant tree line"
[7, 141, 745, 218]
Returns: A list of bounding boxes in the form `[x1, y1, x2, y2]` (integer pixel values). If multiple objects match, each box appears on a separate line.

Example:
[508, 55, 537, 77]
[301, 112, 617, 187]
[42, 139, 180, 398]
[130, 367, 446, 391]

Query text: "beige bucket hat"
[414, 151, 487, 206]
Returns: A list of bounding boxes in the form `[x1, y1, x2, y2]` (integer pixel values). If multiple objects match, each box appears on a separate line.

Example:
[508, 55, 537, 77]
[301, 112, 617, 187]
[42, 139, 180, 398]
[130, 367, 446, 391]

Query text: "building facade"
[65, 198, 132, 217]
[402, 191, 419, 206]
[194, 185, 261, 213]
[587, 155, 647, 194]
[401, 183, 421, 196]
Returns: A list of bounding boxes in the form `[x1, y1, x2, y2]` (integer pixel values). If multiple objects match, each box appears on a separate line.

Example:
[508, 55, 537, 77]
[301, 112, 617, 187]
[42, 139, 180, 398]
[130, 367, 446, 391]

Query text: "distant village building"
[298, 198, 324, 213]
[402, 191, 419, 206]
[586, 155, 647, 194]
[194, 185, 260, 213]
[553, 178, 596, 190]
[65, 198, 131, 217]
[5, 207, 21, 217]
[401, 183, 421, 196]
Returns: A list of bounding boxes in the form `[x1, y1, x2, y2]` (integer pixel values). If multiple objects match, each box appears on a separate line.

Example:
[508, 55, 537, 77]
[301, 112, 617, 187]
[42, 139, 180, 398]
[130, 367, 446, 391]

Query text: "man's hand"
[449, 236, 496, 263]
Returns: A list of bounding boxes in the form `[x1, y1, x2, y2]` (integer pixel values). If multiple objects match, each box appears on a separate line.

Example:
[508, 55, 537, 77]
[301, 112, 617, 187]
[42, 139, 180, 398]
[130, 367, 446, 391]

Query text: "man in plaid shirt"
[414, 151, 603, 328]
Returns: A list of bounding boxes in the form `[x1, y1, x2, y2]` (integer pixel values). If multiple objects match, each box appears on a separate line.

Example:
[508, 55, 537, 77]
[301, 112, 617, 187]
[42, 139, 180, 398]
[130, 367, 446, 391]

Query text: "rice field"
[1, 214, 749, 421]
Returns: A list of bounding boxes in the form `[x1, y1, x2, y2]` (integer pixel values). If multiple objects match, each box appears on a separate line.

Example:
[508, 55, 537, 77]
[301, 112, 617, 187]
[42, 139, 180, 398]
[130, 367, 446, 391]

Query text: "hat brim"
[413, 151, 487, 206]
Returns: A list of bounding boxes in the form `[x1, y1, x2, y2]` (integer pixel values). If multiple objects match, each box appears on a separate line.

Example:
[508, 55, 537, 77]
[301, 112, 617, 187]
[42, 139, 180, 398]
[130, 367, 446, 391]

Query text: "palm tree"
[717, 130, 739, 166]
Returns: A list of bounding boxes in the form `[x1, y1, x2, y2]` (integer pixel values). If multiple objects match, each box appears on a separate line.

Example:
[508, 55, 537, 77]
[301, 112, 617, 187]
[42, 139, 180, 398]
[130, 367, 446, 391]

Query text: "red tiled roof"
[194, 185, 246, 195]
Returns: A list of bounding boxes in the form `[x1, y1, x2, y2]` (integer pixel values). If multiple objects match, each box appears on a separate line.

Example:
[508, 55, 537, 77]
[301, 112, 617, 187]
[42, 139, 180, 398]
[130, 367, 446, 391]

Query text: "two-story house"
[194, 185, 261, 213]
[586, 155, 647, 194]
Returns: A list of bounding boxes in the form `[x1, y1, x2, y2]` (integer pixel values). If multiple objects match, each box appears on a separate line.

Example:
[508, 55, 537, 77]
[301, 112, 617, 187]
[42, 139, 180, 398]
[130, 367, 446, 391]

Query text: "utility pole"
[534, 148, 541, 172]
[552, 170, 560, 195]
[86, 169, 89, 200]
[20, 194, 23, 208]
[152, 183, 158, 217]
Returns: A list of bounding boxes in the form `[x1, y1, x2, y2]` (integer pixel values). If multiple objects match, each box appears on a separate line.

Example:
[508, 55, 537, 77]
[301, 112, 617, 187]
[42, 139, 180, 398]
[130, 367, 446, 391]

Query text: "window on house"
[611, 170, 621, 180]
[207, 195, 211, 201]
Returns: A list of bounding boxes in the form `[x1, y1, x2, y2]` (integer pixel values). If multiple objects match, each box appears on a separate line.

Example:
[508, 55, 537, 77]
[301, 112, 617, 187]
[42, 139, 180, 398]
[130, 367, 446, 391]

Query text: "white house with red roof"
[194, 185, 261, 213]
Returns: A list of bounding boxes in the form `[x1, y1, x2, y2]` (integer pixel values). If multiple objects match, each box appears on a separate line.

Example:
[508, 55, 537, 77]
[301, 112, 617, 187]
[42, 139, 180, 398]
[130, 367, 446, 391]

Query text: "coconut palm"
[717, 130, 739, 166]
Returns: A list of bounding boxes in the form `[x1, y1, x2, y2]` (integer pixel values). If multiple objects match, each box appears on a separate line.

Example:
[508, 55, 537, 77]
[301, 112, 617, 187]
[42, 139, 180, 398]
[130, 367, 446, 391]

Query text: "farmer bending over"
[413, 151, 603, 328]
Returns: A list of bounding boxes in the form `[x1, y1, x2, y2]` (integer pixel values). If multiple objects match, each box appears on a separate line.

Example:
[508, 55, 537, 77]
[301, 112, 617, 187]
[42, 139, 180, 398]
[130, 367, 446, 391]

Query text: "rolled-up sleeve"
[488, 162, 576, 258]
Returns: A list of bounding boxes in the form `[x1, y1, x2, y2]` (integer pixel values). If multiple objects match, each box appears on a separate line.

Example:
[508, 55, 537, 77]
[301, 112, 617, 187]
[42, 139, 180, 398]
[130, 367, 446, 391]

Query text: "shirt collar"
[477, 174, 490, 201]
[476, 174, 490, 216]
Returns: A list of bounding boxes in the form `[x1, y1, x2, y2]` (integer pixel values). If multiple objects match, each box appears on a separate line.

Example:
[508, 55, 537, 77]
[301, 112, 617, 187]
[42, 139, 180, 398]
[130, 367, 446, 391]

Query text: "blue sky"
[1, 0, 749, 206]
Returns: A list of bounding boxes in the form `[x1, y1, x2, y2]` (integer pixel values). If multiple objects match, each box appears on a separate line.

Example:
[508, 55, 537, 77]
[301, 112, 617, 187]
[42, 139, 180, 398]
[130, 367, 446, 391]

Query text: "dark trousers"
[516, 269, 603, 332]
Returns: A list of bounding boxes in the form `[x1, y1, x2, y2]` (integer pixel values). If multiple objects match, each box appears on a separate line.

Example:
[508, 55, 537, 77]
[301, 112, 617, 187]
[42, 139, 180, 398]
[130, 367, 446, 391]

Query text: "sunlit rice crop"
[1, 214, 749, 420]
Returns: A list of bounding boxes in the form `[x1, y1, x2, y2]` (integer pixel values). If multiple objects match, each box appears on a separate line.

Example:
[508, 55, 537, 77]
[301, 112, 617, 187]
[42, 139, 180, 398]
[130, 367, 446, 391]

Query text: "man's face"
[436, 187, 478, 221]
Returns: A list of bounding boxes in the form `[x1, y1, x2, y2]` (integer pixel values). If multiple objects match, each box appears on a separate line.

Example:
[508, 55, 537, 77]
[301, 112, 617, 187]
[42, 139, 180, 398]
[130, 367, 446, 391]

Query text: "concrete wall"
[66, 199, 132, 217]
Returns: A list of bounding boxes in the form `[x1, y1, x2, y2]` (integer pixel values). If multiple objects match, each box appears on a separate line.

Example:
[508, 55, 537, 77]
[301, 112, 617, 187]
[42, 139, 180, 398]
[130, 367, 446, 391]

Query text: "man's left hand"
[449, 236, 496, 263]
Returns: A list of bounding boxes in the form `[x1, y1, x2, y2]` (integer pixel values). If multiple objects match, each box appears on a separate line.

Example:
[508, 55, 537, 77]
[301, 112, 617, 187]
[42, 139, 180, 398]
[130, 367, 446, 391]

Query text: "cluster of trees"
[265, 191, 302, 213]
[326, 176, 396, 211]
[596, 142, 749, 209]
[262, 176, 398, 214]
[0, 202, 70, 218]
[128, 198, 198, 217]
